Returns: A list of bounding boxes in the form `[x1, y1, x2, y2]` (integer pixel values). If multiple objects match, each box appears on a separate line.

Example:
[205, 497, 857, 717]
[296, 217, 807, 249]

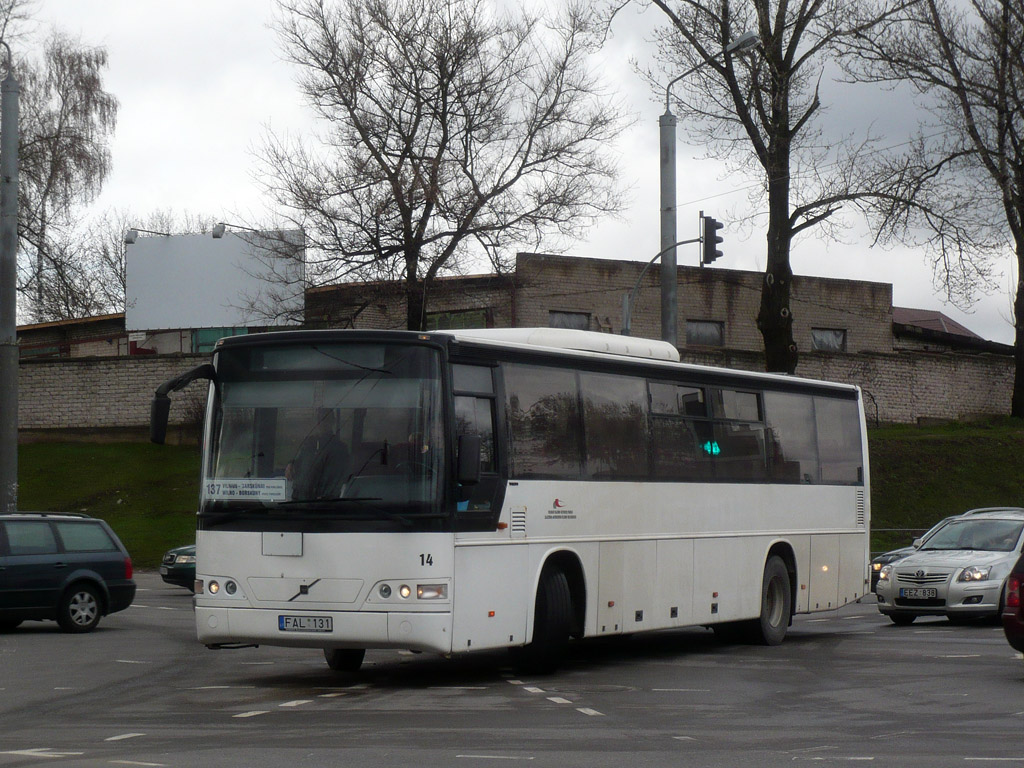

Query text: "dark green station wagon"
[0, 512, 136, 633]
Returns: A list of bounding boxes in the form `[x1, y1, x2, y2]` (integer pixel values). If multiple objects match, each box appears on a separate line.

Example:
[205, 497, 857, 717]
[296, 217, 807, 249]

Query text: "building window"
[549, 311, 590, 330]
[425, 308, 489, 331]
[686, 320, 724, 347]
[811, 328, 847, 352]
[193, 327, 247, 354]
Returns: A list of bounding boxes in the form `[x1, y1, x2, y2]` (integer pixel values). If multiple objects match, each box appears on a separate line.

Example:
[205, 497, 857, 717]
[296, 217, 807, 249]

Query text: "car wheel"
[57, 583, 102, 633]
[324, 648, 365, 672]
[0, 619, 22, 632]
[889, 612, 916, 626]
[515, 566, 573, 674]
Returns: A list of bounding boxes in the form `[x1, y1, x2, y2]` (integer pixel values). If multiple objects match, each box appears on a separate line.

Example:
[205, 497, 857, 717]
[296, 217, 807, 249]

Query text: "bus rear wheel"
[324, 648, 365, 673]
[751, 556, 792, 645]
[516, 566, 572, 674]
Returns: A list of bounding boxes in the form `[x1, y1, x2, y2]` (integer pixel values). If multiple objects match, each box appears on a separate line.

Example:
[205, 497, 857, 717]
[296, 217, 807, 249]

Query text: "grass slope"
[868, 418, 1024, 552]
[17, 442, 201, 568]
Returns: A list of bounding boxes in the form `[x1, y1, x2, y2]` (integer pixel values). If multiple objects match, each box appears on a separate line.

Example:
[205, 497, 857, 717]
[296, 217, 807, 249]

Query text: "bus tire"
[517, 567, 573, 674]
[324, 648, 365, 673]
[752, 556, 791, 646]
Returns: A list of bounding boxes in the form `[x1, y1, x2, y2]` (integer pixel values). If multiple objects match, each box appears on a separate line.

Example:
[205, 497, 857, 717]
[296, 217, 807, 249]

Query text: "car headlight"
[878, 565, 892, 581]
[958, 566, 992, 582]
[872, 562, 882, 572]
[175, 555, 196, 564]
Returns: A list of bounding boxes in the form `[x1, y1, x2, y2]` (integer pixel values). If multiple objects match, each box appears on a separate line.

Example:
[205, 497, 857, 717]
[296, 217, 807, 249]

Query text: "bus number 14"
[420, 554, 433, 566]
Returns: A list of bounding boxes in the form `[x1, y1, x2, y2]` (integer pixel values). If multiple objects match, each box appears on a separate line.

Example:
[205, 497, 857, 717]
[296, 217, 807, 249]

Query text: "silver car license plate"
[900, 588, 938, 599]
[279, 615, 333, 632]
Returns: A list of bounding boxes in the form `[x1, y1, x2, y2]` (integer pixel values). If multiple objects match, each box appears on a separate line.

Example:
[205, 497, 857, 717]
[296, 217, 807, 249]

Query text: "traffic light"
[702, 215, 724, 265]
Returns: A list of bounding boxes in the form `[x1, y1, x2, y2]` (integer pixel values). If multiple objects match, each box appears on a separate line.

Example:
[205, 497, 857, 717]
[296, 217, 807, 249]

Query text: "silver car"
[876, 508, 1024, 625]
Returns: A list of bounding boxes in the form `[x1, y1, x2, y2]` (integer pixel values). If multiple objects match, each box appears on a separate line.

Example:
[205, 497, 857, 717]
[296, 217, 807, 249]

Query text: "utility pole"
[658, 31, 759, 349]
[0, 43, 19, 514]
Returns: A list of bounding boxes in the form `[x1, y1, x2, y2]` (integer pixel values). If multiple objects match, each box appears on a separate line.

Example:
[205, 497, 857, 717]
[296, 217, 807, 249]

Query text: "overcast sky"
[32, 0, 1018, 344]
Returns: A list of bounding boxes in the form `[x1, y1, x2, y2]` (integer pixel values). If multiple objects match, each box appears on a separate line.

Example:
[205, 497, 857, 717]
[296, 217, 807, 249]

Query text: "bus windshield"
[202, 341, 444, 522]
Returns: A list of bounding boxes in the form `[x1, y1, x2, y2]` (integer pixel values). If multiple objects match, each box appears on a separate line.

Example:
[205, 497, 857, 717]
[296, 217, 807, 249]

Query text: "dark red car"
[1002, 553, 1024, 653]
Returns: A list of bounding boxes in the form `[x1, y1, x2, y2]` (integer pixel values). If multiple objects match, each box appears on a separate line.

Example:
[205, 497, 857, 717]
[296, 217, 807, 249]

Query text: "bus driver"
[286, 409, 350, 500]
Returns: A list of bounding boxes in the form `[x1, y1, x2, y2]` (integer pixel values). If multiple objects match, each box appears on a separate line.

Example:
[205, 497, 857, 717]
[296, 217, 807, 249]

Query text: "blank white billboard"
[125, 230, 304, 331]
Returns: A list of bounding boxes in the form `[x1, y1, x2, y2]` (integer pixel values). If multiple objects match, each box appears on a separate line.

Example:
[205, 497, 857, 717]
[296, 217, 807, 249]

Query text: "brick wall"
[18, 354, 208, 431]
[679, 347, 1013, 425]
[514, 253, 894, 354]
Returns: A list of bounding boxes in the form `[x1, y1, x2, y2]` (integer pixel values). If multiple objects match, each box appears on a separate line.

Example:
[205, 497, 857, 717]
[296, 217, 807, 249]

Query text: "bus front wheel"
[752, 556, 792, 646]
[516, 566, 573, 674]
[324, 648, 365, 673]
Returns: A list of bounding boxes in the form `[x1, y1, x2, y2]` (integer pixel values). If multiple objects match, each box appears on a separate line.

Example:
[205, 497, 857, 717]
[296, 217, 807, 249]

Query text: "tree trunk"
[405, 276, 426, 332]
[757, 153, 798, 374]
[1012, 242, 1024, 418]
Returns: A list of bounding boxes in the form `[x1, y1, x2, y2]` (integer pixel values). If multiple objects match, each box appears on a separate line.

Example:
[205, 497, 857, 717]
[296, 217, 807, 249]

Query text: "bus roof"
[446, 328, 680, 362]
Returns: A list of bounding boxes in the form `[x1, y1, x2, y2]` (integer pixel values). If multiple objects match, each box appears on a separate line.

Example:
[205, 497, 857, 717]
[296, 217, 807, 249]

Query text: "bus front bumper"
[195, 606, 453, 654]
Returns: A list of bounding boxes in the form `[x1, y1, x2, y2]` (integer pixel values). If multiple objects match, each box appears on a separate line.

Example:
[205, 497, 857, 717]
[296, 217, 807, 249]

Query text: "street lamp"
[124, 227, 170, 245]
[659, 30, 759, 348]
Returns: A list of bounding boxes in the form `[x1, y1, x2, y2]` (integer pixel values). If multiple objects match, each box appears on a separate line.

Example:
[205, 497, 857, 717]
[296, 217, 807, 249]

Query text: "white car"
[876, 508, 1024, 625]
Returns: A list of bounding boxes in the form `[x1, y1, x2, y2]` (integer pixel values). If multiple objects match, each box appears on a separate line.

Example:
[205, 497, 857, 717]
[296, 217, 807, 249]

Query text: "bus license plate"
[279, 615, 333, 632]
[899, 588, 937, 600]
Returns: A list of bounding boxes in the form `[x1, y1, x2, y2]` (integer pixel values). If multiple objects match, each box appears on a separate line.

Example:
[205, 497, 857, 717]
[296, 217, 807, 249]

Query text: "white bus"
[151, 328, 869, 673]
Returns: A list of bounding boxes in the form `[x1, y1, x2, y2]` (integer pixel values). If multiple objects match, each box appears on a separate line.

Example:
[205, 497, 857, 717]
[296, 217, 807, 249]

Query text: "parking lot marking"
[547, 697, 572, 704]
[963, 759, 1024, 762]
[280, 700, 313, 707]
[115, 660, 152, 665]
[104, 734, 145, 742]
[577, 708, 604, 716]
[523, 686, 544, 694]
[319, 693, 346, 698]
[455, 755, 534, 760]
[672, 737, 697, 741]
[232, 711, 269, 718]
[110, 761, 166, 766]
[653, 688, 710, 692]
[506, 679, 524, 685]
[0, 748, 85, 758]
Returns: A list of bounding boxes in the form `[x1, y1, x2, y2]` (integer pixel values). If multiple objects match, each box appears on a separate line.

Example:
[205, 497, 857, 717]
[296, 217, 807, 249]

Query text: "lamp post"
[659, 31, 759, 348]
[0, 43, 18, 514]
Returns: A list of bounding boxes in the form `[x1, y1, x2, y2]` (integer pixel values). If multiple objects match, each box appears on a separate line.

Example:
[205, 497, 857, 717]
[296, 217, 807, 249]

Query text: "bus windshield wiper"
[278, 497, 383, 507]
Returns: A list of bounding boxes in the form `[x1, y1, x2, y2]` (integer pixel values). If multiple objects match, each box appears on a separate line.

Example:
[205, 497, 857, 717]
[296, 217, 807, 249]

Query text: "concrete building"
[14, 252, 1014, 433]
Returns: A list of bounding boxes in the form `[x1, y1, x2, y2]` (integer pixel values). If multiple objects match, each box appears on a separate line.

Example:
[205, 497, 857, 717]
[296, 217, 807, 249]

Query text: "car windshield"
[919, 518, 1024, 552]
[203, 341, 444, 521]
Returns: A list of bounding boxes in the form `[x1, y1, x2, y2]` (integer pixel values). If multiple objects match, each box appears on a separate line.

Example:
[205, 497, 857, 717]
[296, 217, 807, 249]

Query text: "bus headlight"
[417, 584, 448, 600]
[209, 580, 220, 594]
[399, 584, 412, 599]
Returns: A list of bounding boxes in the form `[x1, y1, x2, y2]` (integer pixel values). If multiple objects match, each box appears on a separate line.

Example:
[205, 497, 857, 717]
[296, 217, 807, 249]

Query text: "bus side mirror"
[457, 434, 481, 486]
[151, 395, 171, 445]
[149, 363, 216, 445]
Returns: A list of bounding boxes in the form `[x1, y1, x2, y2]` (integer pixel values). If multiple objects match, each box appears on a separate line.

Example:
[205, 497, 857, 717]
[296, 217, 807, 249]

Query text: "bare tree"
[620, 0, 915, 372]
[263, 0, 631, 331]
[841, 0, 1024, 417]
[15, 31, 118, 322]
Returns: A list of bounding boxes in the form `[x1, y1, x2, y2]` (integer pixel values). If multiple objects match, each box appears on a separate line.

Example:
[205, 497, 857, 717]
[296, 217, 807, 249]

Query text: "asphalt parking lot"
[2, 572, 1023, 768]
